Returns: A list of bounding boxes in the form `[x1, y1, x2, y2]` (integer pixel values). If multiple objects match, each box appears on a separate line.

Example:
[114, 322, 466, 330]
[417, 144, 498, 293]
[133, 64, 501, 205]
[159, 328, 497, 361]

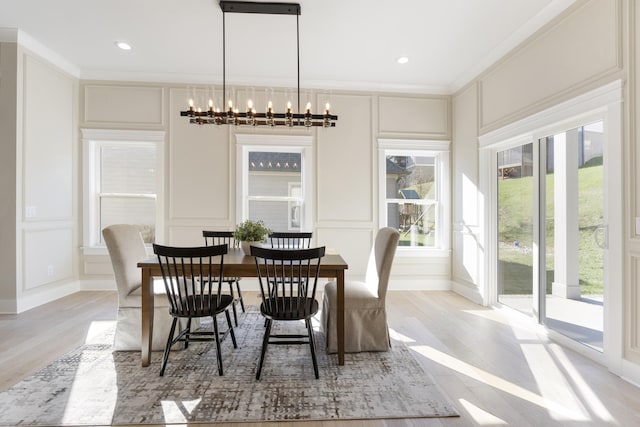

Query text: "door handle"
[594, 224, 608, 249]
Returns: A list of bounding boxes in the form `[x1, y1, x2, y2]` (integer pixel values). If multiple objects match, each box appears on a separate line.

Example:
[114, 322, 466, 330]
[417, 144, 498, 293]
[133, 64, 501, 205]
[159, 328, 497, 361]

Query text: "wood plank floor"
[1, 290, 639, 426]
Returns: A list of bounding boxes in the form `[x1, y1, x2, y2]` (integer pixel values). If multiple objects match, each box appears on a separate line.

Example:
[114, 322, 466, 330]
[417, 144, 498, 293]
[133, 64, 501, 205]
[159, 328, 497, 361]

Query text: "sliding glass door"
[496, 121, 605, 352]
[497, 144, 535, 315]
[543, 121, 604, 351]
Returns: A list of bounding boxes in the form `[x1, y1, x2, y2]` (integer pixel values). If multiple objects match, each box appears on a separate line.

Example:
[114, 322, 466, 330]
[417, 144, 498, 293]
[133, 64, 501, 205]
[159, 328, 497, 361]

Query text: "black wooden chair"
[203, 230, 245, 326]
[250, 245, 325, 380]
[267, 232, 314, 317]
[153, 243, 237, 376]
[269, 231, 313, 249]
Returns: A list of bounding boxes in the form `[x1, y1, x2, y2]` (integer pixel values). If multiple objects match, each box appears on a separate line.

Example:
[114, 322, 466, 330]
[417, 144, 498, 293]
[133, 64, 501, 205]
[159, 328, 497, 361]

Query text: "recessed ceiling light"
[397, 56, 409, 64]
[115, 41, 132, 51]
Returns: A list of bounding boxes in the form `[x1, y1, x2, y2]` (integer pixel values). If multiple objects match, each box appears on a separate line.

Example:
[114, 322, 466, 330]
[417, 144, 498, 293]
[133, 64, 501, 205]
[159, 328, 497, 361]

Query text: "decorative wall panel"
[317, 94, 373, 222]
[628, 253, 640, 364]
[23, 55, 74, 220]
[23, 228, 73, 289]
[479, 0, 621, 132]
[316, 227, 373, 277]
[378, 96, 449, 137]
[84, 85, 163, 125]
[168, 88, 230, 221]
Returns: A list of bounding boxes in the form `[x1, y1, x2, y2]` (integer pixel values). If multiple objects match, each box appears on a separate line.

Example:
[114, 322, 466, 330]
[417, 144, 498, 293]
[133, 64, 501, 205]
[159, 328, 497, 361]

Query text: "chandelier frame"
[180, 1, 337, 127]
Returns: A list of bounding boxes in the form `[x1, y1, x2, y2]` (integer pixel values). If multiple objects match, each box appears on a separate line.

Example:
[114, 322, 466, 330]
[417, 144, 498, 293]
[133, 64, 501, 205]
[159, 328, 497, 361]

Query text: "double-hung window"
[82, 129, 164, 250]
[236, 134, 312, 232]
[379, 140, 450, 250]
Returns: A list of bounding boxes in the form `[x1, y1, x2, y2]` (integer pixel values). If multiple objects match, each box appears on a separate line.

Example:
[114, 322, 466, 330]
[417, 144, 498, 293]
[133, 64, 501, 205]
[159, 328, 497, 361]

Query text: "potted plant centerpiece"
[233, 219, 272, 255]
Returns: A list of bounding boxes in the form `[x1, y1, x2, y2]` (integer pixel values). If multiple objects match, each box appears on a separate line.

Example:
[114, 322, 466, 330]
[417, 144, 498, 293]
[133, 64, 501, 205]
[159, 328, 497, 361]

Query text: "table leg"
[336, 270, 345, 365]
[141, 268, 154, 367]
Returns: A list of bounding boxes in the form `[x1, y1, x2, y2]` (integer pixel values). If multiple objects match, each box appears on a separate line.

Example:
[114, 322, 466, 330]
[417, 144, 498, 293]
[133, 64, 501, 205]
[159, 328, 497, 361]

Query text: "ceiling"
[0, 0, 576, 94]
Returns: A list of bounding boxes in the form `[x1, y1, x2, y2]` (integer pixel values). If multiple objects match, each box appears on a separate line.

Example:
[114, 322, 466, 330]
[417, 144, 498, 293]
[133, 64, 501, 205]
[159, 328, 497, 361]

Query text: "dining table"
[137, 247, 349, 366]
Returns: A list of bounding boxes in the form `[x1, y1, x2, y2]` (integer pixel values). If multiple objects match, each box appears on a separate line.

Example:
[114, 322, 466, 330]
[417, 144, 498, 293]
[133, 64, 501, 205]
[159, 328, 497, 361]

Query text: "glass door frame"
[478, 80, 623, 371]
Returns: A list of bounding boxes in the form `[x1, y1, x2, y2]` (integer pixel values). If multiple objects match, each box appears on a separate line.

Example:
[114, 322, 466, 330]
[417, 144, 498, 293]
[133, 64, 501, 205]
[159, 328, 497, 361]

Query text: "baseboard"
[388, 279, 453, 291]
[0, 299, 17, 314]
[80, 279, 116, 291]
[16, 281, 81, 313]
[621, 359, 640, 388]
[451, 281, 485, 305]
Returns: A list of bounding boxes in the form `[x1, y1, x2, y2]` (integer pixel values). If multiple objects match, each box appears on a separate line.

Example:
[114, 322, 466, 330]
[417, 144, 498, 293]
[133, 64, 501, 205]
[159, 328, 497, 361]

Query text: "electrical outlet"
[47, 265, 54, 276]
[26, 206, 37, 218]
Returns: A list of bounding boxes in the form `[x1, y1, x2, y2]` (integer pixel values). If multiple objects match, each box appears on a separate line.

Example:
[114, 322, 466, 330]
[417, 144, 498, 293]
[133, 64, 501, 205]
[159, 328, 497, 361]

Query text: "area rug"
[0, 307, 458, 426]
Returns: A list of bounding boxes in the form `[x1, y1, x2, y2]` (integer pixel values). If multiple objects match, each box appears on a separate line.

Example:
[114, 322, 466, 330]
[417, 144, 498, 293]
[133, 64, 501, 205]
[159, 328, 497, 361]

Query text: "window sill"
[81, 245, 155, 257]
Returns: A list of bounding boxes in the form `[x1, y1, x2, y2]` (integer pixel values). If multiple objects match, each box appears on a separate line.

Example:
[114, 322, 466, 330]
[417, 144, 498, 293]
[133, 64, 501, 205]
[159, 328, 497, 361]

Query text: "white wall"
[80, 84, 452, 289]
[451, 0, 640, 382]
[0, 40, 80, 313]
[0, 41, 18, 312]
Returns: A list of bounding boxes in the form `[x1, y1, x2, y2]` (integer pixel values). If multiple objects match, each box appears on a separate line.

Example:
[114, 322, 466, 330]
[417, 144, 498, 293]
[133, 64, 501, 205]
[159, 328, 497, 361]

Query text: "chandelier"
[180, 1, 338, 128]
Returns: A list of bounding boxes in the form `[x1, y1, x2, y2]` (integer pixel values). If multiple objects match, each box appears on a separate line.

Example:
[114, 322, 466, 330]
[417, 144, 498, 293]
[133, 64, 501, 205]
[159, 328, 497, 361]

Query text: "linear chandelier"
[180, 1, 338, 128]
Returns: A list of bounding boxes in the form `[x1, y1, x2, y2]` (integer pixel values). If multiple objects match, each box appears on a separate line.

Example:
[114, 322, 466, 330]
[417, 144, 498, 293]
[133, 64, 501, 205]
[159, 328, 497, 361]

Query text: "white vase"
[241, 241, 260, 256]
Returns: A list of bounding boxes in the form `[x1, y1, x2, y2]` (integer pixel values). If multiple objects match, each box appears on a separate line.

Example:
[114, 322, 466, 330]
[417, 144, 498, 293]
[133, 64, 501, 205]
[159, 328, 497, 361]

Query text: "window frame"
[81, 129, 164, 254]
[235, 134, 313, 232]
[378, 139, 450, 254]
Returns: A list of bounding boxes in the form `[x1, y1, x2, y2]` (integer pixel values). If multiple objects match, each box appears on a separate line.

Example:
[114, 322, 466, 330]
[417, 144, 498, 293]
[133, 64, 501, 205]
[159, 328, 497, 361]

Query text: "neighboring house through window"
[379, 139, 450, 250]
[82, 129, 164, 251]
[236, 134, 312, 233]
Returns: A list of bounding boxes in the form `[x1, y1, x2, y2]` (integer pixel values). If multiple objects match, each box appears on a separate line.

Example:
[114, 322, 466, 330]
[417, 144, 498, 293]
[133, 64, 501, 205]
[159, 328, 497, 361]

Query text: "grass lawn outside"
[498, 161, 603, 296]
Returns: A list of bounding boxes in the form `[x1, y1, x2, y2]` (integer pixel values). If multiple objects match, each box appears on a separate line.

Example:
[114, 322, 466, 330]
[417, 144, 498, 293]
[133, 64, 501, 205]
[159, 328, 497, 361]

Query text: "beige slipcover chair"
[102, 224, 174, 351]
[321, 227, 400, 353]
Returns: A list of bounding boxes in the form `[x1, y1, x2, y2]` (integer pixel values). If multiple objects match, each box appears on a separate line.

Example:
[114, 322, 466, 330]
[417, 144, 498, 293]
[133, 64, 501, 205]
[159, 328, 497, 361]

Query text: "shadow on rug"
[0, 307, 458, 425]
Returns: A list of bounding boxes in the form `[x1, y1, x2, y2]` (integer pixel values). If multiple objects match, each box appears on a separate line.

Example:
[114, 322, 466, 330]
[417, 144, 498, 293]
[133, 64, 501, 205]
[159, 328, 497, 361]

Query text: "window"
[82, 129, 164, 250]
[378, 140, 450, 250]
[236, 134, 312, 232]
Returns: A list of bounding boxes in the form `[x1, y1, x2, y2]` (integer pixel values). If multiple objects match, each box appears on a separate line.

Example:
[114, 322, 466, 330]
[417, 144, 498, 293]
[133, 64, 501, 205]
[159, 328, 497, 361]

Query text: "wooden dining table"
[137, 248, 349, 366]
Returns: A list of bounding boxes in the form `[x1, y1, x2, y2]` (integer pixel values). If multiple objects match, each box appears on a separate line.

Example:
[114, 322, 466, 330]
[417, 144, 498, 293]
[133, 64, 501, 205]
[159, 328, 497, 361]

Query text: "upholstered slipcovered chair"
[321, 227, 400, 353]
[102, 224, 174, 351]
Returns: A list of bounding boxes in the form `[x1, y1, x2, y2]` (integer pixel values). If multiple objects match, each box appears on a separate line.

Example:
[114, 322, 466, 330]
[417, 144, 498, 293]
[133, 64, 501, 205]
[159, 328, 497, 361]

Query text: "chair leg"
[306, 318, 319, 379]
[228, 282, 239, 327]
[225, 309, 237, 348]
[160, 317, 178, 376]
[184, 317, 192, 349]
[212, 315, 223, 376]
[235, 280, 246, 312]
[256, 318, 272, 380]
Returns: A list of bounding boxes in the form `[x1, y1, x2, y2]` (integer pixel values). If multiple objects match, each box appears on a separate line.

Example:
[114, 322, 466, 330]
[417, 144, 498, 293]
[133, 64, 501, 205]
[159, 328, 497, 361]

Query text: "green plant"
[233, 219, 272, 242]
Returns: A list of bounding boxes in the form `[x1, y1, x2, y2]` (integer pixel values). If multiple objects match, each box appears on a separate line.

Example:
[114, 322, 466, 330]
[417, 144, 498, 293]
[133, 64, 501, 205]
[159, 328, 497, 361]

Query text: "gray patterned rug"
[0, 307, 458, 426]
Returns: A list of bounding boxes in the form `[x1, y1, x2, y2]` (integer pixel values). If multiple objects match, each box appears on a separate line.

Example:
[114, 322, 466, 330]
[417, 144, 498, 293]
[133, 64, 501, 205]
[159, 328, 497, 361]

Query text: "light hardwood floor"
[1, 290, 639, 426]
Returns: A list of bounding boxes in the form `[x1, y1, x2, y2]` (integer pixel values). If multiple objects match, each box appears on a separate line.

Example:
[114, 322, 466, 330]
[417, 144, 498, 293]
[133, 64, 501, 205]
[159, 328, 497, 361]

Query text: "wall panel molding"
[628, 252, 640, 364]
[168, 88, 230, 222]
[84, 85, 164, 126]
[317, 94, 374, 223]
[479, 0, 622, 134]
[377, 96, 449, 138]
[22, 227, 74, 290]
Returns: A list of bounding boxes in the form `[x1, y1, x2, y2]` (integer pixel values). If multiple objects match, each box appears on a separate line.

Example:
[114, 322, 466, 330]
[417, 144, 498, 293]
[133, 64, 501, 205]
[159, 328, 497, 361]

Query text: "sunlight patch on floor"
[160, 398, 202, 423]
[61, 351, 117, 424]
[458, 398, 507, 425]
[463, 307, 548, 341]
[410, 345, 589, 421]
[520, 343, 588, 420]
[84, 320, 116, 344]
[548, 343, 616, 424]
[389, 328, 417, 343]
